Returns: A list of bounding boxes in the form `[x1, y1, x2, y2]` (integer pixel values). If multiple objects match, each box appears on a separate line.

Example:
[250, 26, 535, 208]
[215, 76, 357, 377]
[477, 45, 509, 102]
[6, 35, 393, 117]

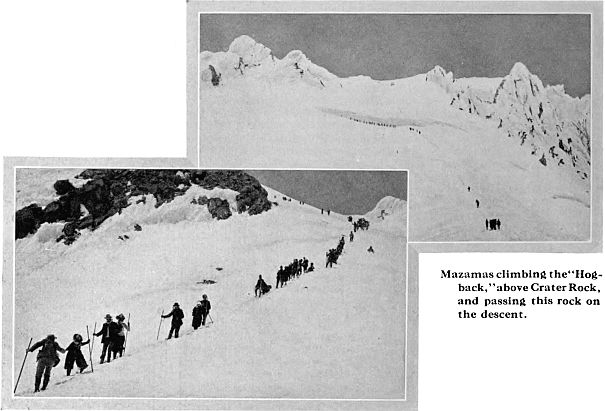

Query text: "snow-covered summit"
[200, 35, 337, 88]
[199, 38, 591, 241]
[425, 65, 454, 93]
[366, 196, 406, 219]
[227, 35, 273, 65]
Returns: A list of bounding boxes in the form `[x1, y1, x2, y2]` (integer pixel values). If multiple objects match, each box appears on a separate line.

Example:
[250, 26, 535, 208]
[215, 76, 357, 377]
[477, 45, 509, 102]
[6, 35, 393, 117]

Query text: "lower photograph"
[11, 168, 410, 403]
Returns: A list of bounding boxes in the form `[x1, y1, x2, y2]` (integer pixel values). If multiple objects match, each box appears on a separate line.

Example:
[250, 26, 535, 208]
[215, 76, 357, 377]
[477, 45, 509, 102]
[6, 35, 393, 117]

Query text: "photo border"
[188, 1, 603, 251]
[3, 158, 415, 410]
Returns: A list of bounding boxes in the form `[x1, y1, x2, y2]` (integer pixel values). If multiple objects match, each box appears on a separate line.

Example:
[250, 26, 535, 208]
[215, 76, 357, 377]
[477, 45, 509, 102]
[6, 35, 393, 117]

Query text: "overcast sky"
[247, 170, 407, 215]
[201, 14, 591, 97]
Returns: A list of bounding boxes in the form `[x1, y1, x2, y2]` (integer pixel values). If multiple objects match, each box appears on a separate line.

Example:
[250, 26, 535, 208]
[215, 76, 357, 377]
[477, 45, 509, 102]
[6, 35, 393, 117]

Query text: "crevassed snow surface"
[199, 37, 590, 242]
[14, 185, 407, 399]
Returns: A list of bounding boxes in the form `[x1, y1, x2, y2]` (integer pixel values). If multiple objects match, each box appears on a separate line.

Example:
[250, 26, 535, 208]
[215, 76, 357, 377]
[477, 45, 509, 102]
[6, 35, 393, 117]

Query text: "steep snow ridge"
[425, 65, 454, 93]
[14, 184, 407, 398]
[446, 62, 590, 177]
[200, 35, 337, 88]
[227, 34, 273, 64]
[366, 196, 407, 219]
[15, 186, 239, 274]
[97, 186, 240, 231]
[199, 37, 591, 241]
[364, 196, 408, 234]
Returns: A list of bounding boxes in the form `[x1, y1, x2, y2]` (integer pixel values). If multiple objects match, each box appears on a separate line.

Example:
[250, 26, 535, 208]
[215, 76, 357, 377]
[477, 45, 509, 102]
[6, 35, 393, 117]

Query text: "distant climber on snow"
[200, 294, 211, 326]
[255, 275, 271, 297]
[162, 303, 185, 339]
[476, 199, 480, 208]
[367, 246, 375, 253]
[192, 301, 203, 330]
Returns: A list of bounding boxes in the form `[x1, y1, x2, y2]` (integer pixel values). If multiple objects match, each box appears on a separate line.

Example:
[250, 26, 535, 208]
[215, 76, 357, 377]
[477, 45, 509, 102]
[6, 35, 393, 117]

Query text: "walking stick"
[90, 322, 96, 372]
[208, 314, 214, 324]
[123, 313, 131, 353]
[86, 325, 94, 373]
[14, 337, 33, 394]
[156, 310, 164, 341]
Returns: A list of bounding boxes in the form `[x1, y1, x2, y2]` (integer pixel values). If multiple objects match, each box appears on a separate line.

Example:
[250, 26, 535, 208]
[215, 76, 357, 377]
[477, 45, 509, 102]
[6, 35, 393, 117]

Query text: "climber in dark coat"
[29, 334, 66, 392]
[255, 275, 271, 297]
[200, 294, 211, 326]
[276, 266, 284, 288]
[64, 334, 89, 375]
[162, 303, 184, 339]
[192, 301, 203, 330]
[113, 313, 130, 359]
[94, 314, 120, 364]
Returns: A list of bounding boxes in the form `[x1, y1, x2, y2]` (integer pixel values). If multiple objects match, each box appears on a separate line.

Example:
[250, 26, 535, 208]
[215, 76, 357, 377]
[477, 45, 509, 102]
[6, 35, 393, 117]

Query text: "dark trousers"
[113, 335, 125, 359]
[35, 358, 54, 390]
[168, 324, 181, 339]
[202, 312, 209, 326]
[100, 341, 113, 363]
[65, 350, 87, 374]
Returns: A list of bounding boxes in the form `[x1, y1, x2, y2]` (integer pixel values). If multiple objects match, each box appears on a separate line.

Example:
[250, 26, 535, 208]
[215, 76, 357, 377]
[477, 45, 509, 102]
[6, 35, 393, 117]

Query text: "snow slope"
[199, 36, 591, 242]
[14, 184, 407, 399]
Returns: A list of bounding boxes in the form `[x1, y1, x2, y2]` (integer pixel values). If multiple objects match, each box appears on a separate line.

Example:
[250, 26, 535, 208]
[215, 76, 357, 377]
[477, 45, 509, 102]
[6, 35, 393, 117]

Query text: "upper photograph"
[195, 12, 597, 243]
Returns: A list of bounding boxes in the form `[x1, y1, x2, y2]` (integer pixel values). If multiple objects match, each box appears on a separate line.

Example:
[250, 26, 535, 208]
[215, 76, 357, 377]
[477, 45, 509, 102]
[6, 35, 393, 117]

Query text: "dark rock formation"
[53, 180, 76, 196]
[15, 204, 44, 239]
[15, 169, 271, 242]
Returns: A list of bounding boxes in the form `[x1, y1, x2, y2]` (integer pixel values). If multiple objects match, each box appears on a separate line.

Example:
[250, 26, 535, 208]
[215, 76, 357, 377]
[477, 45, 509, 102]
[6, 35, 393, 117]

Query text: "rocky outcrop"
[15, 204, 44, 239]
[443, 63, 590, 180]
[195, 196, 232, 220]
[15, 169, 271, 242]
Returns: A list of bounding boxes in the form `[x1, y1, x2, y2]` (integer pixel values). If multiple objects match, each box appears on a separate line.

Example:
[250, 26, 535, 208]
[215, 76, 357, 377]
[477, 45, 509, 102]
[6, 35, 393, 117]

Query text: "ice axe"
[14, 337, 33, 394]
[156, 309, 164, 340]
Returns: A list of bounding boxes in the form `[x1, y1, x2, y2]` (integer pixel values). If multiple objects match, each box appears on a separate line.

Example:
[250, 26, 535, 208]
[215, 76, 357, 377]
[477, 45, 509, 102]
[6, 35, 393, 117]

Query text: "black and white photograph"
[196, 11, 596, 242]
[11, 168, 408, 400]
[1, 1, 603, 410]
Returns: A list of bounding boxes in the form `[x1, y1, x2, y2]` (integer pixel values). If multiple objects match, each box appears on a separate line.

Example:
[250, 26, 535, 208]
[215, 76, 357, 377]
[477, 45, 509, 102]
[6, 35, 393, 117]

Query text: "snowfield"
[14, 183, 407, 399]
[199, 36, 591, 242]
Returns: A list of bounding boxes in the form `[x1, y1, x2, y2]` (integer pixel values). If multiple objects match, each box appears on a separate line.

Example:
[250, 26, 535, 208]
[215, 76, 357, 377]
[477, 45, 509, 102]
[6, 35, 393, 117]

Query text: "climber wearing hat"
[94, 314, 120, 364]
[112, 313, 130, 359]
[28, 334, 66, 392]
[64, 333, 90, 375]
[161, 303, 184, 339]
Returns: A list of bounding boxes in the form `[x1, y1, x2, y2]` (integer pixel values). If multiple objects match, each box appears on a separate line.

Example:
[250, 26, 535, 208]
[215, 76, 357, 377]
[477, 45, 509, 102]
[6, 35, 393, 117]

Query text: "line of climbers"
[160, 295, 212, 340]
[486, 218, 502, 230]
[326, 235, 346, 268]
[352, 217, 370, 232]
[25, 210, 373, 393]
[348, 116, 397, 128]
[25, 293, 214, 393]
[26, 312, 130, 392]
[467, 185, 502, 230]
[255, 257, 316, 297]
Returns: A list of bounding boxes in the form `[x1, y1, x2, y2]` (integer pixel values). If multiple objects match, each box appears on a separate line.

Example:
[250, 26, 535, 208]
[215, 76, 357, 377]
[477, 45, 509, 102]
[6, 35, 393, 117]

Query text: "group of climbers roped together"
[26, 312, 129, 393]
[160, 294, 212, 339]
[466, 185, 503, 231]
[348, 116, 397, 128]
[24, 294, 214, 394]
[326, 235, 346, 268]
[254, 256, 316, 297]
